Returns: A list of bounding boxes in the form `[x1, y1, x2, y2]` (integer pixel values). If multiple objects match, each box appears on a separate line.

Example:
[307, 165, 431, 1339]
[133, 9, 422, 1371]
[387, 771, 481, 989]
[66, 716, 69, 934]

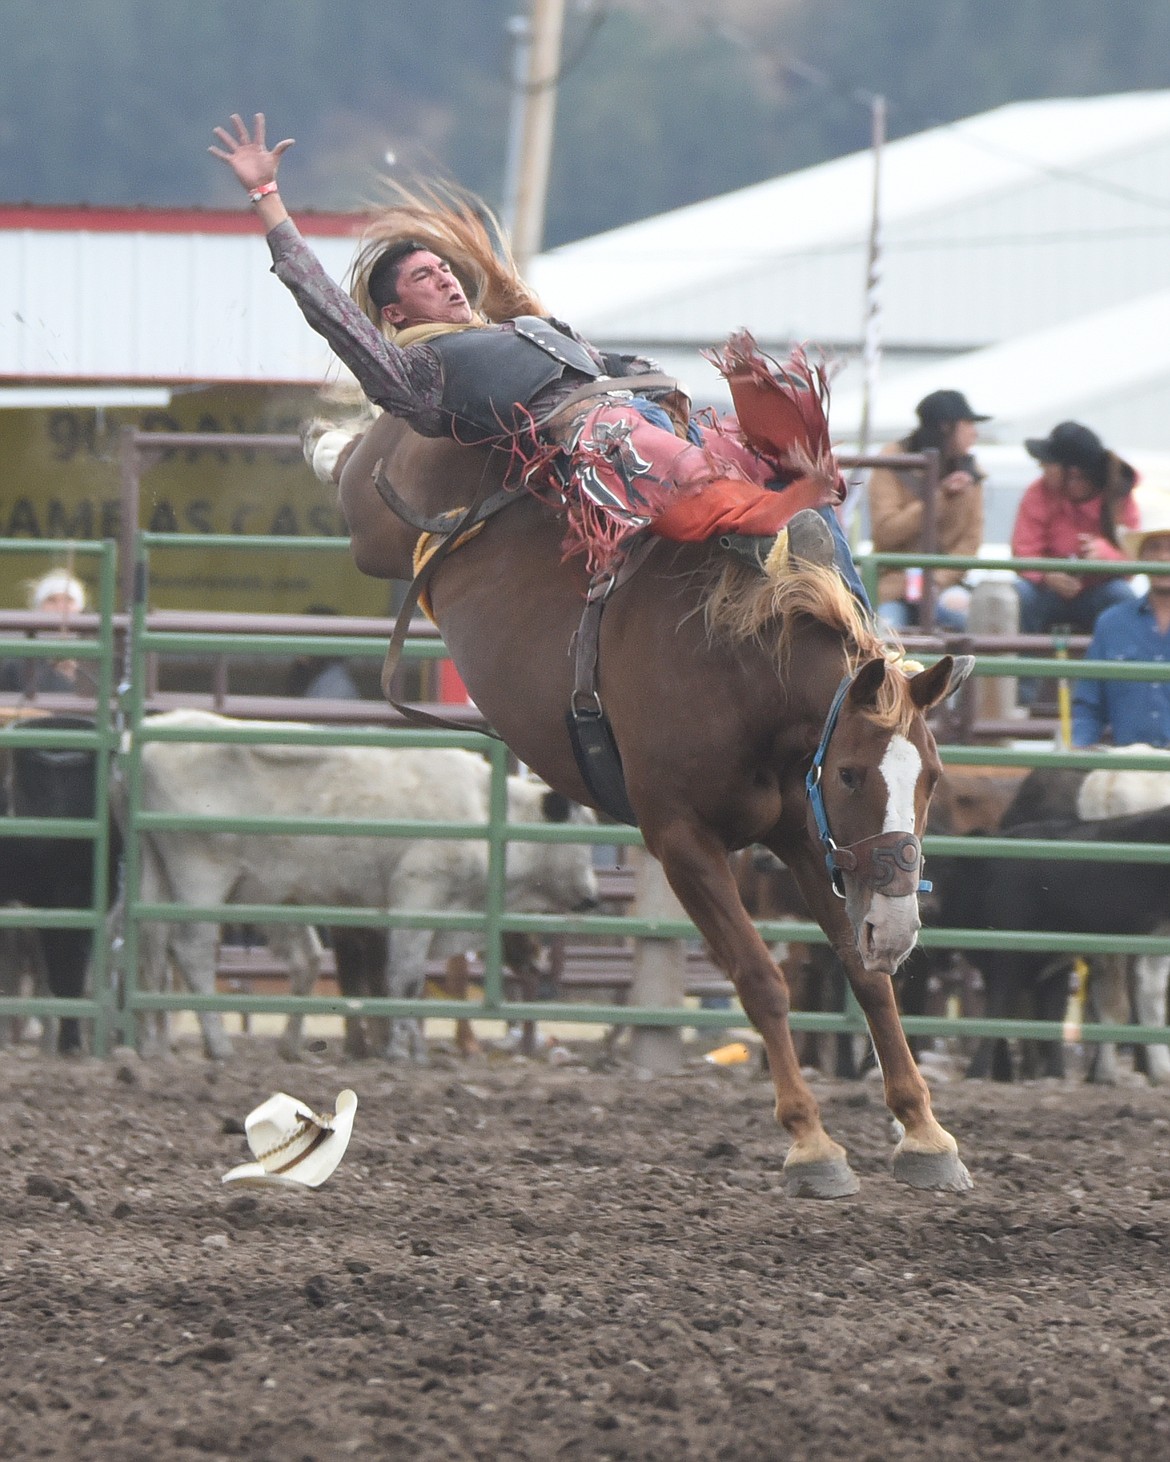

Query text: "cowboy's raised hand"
[208, 111, 294, 193]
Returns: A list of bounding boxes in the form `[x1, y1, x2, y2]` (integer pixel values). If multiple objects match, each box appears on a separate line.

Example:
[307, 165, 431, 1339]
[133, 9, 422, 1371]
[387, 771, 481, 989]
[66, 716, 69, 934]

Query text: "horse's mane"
[704, 561, 916, 730]
[349, 179, 543, 331]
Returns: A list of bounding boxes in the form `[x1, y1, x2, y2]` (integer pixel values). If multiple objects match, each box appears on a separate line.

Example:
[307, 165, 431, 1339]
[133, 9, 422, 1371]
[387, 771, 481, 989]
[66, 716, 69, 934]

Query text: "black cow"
[0, 716, 119, 1054]
[997, 766, 1089, 830]
[931, 805, 1170, 1080]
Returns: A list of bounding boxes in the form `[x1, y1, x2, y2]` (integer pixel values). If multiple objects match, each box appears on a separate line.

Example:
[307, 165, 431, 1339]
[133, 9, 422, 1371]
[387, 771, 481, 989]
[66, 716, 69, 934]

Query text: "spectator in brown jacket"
[867, 388, 989, 633]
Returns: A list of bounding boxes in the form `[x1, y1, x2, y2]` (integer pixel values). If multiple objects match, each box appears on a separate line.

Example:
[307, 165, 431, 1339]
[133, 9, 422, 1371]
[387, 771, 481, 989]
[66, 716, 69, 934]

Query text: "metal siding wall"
[0, 228, 363, 383]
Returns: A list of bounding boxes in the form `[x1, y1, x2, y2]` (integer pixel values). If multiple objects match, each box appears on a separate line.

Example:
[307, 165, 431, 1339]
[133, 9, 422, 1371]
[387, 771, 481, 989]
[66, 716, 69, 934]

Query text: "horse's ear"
[907, 654, 974, 712]
[846, 657, 889, 709]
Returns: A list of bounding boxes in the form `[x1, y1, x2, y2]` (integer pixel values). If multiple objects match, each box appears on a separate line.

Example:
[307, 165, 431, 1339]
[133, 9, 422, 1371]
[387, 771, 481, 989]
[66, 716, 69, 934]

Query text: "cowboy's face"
[379, 250, 472, 329]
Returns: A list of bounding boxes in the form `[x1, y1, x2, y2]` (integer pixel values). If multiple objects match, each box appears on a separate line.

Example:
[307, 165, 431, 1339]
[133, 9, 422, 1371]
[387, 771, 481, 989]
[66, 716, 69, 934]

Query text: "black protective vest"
[428, 316, 602, 443]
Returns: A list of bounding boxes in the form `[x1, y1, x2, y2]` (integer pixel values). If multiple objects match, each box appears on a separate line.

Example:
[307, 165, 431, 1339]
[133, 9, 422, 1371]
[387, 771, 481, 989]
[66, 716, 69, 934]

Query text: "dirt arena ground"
[4, 1032, 1170, 1461]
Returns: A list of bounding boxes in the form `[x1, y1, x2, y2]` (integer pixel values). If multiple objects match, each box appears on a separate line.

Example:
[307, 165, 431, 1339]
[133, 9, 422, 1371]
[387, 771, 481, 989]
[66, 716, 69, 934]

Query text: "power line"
[505, 2, 611, 95]
[940, 117, 1170, 214]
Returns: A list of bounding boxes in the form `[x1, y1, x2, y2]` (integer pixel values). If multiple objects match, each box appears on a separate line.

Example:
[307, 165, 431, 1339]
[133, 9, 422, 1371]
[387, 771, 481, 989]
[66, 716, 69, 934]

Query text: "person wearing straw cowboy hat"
[1012, 420, 1141, 637]
[1073, 499, 1170, 748]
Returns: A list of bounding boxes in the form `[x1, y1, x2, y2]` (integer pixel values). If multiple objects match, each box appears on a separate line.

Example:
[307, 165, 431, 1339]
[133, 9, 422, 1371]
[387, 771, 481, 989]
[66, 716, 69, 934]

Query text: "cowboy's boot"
[719, 509, 836, 576]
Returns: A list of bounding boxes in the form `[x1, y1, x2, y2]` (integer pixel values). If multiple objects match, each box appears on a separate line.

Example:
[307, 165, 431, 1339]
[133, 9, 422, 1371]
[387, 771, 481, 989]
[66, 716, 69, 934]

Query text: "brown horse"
[337, 415, 974, 1197]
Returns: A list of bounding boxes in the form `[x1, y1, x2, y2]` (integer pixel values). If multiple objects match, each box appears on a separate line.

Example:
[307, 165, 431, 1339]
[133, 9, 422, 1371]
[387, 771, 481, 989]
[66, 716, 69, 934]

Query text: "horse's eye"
[838, 767, 860, 792]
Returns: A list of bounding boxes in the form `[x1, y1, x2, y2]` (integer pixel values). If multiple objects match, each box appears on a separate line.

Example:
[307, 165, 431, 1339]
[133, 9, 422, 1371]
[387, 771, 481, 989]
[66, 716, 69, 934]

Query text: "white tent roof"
[530, 89, 1170, 350]
[4, 90, 1170, 447]
[830, 287, 1170, 451]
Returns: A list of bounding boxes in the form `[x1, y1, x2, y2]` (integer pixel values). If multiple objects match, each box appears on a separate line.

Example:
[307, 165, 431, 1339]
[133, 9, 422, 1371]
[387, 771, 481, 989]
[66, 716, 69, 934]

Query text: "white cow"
[126, 710, 598, 1060]
[1077, 747, 1170, 1086]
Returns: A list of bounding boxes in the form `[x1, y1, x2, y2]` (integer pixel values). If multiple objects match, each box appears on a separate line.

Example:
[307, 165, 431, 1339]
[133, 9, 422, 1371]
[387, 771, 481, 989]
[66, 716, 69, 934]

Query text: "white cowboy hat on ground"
[221, 1089, 358, 1189]
[1122, 498, 1170, 559]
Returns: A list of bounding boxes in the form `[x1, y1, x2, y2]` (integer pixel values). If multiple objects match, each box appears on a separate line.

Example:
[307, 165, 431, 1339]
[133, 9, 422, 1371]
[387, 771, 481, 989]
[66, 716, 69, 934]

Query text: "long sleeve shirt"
[1072, 594, 1170, 747]
[1011, 476, 1139, 590]
[265, 219, 609, 438]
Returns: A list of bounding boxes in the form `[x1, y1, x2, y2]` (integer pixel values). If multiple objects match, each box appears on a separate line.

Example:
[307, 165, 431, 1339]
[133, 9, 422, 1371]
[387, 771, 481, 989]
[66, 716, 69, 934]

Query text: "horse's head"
[806, 654, 974, 973]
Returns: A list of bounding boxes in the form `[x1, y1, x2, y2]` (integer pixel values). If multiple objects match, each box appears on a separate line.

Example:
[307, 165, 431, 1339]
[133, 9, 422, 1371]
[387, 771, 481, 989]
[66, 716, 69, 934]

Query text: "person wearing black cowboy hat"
[1011, 420, 1140, 636]
[867, 388, 989, 633]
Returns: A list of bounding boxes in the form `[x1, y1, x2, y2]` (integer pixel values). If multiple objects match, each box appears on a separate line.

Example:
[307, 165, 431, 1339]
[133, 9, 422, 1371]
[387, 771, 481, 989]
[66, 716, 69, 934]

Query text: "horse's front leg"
[651, 821, 859, 1198]
[784, 844, 973, 1192]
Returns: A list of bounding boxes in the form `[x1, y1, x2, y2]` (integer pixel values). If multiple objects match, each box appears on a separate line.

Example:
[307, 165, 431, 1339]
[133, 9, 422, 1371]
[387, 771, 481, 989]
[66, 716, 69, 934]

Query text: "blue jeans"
[818, 506, 873, 613]
[877, 596, 968, 635]
[1015, 576, 1135, 635]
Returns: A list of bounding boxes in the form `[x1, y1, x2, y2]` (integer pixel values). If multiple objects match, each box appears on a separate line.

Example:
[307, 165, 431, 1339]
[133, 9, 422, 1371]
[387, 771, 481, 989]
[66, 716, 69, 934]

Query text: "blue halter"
[805, 671, 932, 900]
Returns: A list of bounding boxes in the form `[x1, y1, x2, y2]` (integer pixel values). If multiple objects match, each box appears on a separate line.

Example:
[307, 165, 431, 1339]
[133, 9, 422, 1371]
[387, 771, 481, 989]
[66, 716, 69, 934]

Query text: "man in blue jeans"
[1073, 510, 1170, 747]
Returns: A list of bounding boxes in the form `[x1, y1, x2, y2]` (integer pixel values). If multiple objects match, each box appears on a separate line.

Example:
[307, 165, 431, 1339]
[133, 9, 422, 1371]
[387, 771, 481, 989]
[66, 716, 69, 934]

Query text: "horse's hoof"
[893, 1147, 973, 1192]
[780, 1157, 860, 1199]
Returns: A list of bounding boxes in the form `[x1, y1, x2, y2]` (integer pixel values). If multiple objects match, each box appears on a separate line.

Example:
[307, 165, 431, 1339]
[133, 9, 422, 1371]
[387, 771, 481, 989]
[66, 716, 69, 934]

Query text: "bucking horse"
[330, 407, 974, 1199]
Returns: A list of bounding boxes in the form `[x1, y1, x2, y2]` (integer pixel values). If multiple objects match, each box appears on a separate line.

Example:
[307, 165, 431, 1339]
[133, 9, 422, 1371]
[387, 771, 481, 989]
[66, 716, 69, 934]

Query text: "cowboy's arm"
[265, 222, 446, 431]
[209, 112, 447, 432]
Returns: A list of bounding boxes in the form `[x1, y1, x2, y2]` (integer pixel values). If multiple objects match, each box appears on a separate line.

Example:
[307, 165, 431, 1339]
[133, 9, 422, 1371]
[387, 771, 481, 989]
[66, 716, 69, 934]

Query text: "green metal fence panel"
[117, 536, 563, 1042]
[6, 528, 1170, 1055]
[0, 539, 119, 1054]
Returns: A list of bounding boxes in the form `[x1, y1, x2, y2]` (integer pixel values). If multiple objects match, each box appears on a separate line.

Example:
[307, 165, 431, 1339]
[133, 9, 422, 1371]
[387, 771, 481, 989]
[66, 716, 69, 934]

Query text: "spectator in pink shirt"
[1012, 420, 1140, 635]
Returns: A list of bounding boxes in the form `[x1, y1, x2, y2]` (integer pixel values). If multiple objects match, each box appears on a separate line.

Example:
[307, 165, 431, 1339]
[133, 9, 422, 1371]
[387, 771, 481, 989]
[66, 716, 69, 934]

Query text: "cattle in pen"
[932, 803, 1170, 1081]
[126, 711, 597, 1060]
[952, 751, 1170, 1083]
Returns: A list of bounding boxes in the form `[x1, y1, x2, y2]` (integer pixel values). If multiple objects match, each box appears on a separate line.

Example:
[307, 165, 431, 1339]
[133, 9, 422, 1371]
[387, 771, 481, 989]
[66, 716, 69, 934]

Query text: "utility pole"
[856, 92, 886, 467]
[774, 61, 886, 487]
[500, 13, 533, 239]
[507, 0, 566, 274]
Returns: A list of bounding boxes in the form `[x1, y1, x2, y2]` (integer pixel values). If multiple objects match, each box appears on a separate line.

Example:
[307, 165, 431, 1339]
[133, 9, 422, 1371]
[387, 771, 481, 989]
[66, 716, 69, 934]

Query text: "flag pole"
[849, 92, 886, 545]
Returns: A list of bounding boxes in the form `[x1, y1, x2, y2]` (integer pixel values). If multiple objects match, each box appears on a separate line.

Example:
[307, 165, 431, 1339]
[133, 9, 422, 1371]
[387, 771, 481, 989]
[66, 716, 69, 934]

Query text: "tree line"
[2, 0, 1167, 247]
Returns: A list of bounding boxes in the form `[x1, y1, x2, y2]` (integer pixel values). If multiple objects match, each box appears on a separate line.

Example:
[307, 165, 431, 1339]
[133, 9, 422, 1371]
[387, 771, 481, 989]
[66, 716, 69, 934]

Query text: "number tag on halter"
[834, 832, 927, 897]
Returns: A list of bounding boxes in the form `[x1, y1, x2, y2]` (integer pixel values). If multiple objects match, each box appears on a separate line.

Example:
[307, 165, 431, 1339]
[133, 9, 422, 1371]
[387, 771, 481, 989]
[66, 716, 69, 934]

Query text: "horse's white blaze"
[878, 735, 922, 834]
[854, 735, 925, 972]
